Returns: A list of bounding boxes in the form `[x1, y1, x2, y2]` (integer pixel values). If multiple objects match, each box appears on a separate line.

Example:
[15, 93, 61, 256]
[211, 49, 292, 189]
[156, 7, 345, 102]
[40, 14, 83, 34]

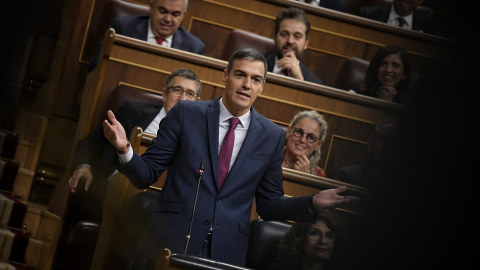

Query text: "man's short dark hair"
[274, 7, 311, 40]
[166, 67, 202, 95]
[226, 48, 267, 83]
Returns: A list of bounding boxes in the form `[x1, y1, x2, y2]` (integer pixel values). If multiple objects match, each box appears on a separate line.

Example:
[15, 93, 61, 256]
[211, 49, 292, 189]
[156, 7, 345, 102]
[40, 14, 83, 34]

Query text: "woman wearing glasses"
[267, 210, 338, 270]
[283, 110, 327, 177]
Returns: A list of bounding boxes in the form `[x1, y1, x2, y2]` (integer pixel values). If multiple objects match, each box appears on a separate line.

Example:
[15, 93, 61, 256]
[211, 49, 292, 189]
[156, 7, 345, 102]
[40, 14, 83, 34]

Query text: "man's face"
[149, 0, 186, 39]
[162, 76, 199, 113]
[222, 59, 265, 117]
[393, 0, 424, 17]
[274, 18, 309, 60]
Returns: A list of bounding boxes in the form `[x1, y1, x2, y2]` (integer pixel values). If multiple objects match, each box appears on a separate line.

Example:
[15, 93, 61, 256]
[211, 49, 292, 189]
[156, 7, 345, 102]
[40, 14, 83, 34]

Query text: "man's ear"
[222, 69, 228, 85]
[304, 38, 310, 50]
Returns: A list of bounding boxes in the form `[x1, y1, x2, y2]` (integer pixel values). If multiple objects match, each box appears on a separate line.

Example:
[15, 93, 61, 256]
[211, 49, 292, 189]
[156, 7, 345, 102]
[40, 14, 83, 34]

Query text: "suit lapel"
[265, 53, 275, 72]
[134, 18, 149, 40]
[171, 26, 184, 49]
[207, 98, 221, 187]
[137, 106, 162, 130]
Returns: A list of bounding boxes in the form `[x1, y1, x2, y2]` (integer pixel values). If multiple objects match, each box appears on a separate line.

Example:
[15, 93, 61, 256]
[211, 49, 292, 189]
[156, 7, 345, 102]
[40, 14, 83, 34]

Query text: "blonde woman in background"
[283, 110, 327, 177]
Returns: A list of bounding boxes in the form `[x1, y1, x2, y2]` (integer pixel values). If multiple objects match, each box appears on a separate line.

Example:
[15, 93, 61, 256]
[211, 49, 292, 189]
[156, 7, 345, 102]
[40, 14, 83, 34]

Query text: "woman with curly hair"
[283, 110, 328, 177]
[267, 210, 338, 270]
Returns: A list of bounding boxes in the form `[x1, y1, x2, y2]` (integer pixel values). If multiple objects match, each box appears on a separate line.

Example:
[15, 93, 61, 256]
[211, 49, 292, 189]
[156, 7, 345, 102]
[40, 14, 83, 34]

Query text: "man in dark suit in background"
[103, 48, 357, 269]
[68, 68, 201, 227]
[263, 7, 324, 85]
[357, 0, 438, 35]
[88, 0, 205, 71]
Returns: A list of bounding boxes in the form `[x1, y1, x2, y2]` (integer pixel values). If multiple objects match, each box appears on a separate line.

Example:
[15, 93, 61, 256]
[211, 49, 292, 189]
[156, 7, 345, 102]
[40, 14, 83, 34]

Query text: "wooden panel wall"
[78, 32, 404, 185]
[29, 0, 455, 181]
[182, 0, 454, 86]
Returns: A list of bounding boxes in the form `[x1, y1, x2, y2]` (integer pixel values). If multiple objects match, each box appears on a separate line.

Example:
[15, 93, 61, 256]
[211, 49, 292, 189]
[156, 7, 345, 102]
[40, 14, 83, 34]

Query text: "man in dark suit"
[104, 48, 358, 269]
[264, 7, 323, 85]
[88, 0, 205, 72]
[357, 0, 438, 35]
[68, 68, 201, 226]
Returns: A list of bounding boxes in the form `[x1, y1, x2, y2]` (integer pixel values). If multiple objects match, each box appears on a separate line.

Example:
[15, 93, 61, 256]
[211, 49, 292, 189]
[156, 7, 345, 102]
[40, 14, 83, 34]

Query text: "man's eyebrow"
[234, 69, 263, 79]
[233, 69, 246, 74]
[252, 74, 264, 81]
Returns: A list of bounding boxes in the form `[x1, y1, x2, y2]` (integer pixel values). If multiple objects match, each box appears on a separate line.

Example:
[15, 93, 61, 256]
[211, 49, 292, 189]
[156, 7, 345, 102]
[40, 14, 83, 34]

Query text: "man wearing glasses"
[67, 68, 201, 230]
[104, 49, 358, 268]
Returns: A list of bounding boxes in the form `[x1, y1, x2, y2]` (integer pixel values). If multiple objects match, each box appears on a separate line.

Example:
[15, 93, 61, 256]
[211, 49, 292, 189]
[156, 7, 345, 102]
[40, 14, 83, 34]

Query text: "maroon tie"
[283, 68, 291, 77]
[155, 37, 165, 45]
[218, 117, 240, 190]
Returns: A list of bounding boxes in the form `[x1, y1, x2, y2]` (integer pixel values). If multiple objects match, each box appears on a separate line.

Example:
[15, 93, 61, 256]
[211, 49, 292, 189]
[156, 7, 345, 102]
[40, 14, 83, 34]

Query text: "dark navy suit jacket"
[88, 15, 205, 71]
[263, 52, 324, 85]
[117, 97, 317, 267]
[69, 99, 161, 225]
[357, 5, 438, 35]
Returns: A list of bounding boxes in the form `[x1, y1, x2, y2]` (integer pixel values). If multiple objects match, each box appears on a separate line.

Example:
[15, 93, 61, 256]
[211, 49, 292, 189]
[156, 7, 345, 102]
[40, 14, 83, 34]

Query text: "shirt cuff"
[75, 164, 91, 171]
[118, 145, 133, 165]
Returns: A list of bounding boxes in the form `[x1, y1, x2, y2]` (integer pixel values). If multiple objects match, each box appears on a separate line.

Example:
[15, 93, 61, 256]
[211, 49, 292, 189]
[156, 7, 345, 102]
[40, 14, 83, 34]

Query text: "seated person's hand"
[376, 86, 397, 102]
[277, 51, 304, 80]
[292, 154, 310, 173]
[69, 165, 93, 193]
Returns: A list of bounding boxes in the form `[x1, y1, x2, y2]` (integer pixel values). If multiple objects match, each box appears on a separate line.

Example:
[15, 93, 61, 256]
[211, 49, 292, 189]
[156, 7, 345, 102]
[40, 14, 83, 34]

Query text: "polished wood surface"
[78, 30, 405, 180]
[28, 0, 454, 183]
[183, 0, 453, 86]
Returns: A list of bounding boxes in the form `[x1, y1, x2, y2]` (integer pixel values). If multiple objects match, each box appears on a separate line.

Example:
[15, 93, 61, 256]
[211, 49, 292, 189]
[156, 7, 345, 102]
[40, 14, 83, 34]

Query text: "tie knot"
[229, 118, 240, 130]
[396, 17, 406, 27]
[155, 36, 165, 45]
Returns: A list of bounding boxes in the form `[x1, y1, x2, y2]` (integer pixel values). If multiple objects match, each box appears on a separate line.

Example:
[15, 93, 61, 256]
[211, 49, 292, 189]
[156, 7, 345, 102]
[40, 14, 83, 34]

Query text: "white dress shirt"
[146, 19, 173, 47]
[218, 97, 250, 171]
[387, 6, 413, 30]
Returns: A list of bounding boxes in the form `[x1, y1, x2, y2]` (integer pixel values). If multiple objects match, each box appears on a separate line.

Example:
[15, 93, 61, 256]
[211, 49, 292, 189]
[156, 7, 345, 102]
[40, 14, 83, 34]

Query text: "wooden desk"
[80, 0, 453, 87]
[78, 30, 405, 180]
[183, 0, 454, 86]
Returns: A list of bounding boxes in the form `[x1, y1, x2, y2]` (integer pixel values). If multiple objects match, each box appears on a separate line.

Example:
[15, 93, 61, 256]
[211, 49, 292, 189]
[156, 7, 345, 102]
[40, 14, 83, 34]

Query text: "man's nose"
[287, 34, 295, 44]
[178, 92, 188, 100]
[163, 13, 173, 21]
[242, 78, 252, 89]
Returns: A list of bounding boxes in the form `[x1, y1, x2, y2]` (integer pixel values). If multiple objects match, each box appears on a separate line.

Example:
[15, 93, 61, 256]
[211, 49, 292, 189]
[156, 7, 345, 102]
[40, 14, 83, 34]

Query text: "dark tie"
[155, 37, 165, 45]
[283, 68, 291, 77]
[218, 117, 240, 190]
[396, 17, 406, 27]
